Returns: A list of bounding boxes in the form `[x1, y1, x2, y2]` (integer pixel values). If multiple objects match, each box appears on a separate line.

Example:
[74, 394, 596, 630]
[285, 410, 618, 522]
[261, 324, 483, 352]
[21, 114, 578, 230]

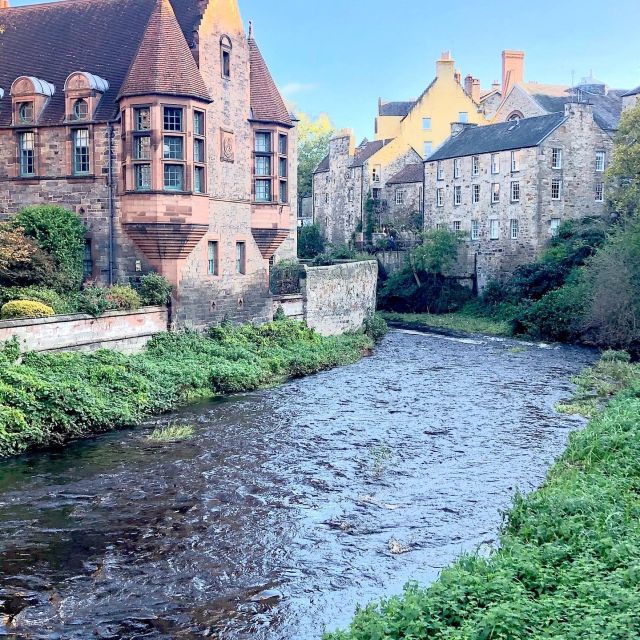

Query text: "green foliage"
[412, 228, 462, 276]
[0, 286, 75, 314]
[363, 314, 388, 342]
[381, 311, 512, 337]
[0, 337, 20, 364]
[270, 260, 302, 295]
[298, 224, 326, 259]
[1, 300, 54, 320]
[75, 286, 111, 317]
[0, 224, 56, 288]
[327, 355, 640, 640]
[138, 273, 172, 307]
[0, 319, 373, 457]
[148, 424, 195, 442]
[296, 111, 335, 199]
[13, 205, 86, 291]
[105, 285, 141, 311]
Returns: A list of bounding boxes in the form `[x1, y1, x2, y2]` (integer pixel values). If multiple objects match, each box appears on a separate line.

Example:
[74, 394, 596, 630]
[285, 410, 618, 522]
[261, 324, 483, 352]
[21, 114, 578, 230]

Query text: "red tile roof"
[248, 38, 292, 127]
[119, 0, 210, 102]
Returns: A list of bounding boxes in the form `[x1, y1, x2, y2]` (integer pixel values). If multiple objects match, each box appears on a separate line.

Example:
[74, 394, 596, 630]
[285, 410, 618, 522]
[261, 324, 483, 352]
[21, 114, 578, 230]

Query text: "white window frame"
[490, 219, 500, 240]
[395, 189, 405, 205]
[436, 161, 444, 181]
[551, 179, 562, 201]
[511, 150, 520, 172]
[511, 181, 520, 203]
[454, 185, 462, 206]
[595, 151, 606, 173]
[459, 112, 469, 123]
[422, 117, 432, 131]
[472, 183, 480, 204]
[348, 187, 354, 203]
[491, 153, 500, 174]
[510, 219, 519, 240]
[550, 218, 561, 236]
[595, 182, 604, 202]
[453, 220, 461, 232]
[471, 220, 480, 240]
[424, 141, 433, 157]
[472, 155, 479, 176]
[552, 147, 563, 170]
[436, 188, 444, 207]
[453, 158, 461, 179]
[491, 183, 500, 203]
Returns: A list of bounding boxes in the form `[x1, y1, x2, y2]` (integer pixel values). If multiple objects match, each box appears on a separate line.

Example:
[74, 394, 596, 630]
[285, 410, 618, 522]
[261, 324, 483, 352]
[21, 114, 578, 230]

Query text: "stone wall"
[302, 260, 377, 336]
[0, 307, 168, 354]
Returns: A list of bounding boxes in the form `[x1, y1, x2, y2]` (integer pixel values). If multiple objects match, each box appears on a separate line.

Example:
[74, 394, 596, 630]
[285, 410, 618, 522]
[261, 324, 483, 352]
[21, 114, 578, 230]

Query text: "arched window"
[220, 35, 232, 80]
[507, 111, 524, 122]
[18, 101, 34, 123]
[73, 98, 89, 120]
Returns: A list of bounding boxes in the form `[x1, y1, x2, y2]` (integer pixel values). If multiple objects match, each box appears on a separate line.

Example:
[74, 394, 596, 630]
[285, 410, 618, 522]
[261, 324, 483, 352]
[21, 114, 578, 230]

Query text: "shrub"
[13, 205, 86, 291]
[75, 286, 111, 317]
[106, 285, 141, 311]
[1, 300, 55, 320]
[138, 273, 172, 306]
[0, 406, 44, 456]
[0, 224, 57, 288]
[0, 337, 20, 364]
[0, 286, 75, 314]
[270, 260, 302, 295]
[298, 223, 325, 259]
[363, 314, 388, 342]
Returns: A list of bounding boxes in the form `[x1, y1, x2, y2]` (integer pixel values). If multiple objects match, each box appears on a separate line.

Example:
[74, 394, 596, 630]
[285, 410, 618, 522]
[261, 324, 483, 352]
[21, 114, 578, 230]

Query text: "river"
[0, 330, 595, 639]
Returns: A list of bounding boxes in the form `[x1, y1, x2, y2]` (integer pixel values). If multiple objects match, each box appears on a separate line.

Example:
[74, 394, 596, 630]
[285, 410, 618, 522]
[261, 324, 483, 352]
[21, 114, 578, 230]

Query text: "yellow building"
[375, 52, 485, 158]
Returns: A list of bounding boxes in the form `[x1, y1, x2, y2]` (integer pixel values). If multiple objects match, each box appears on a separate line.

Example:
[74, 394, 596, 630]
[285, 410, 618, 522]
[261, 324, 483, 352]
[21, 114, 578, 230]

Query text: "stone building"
[623, 86, 640, 112]
[0, 0, 297, 328]
[425, 102, 613, 290]
[384, 163, 424, 230]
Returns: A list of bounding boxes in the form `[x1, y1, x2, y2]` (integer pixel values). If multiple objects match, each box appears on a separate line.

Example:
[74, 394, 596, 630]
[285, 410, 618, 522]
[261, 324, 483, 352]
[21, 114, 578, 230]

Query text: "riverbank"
[326, 349, 640, 640]
[381, 311, 512, 337]
[0, 318, 384, 458]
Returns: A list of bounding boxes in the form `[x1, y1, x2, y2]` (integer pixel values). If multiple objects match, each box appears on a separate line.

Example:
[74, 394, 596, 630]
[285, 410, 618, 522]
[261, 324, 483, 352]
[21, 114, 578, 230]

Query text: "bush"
[270, 260, 302, 295]
[298, 224, 325, 259]
[0, 337, 20, 364]
[0, 286, 75, 314]
[138, 273, 172, 306]
[75, 286, 111, 317]
[1, 300, 55, 320]
[363, 314, 388, 342]
[13, 205, 86, 291]
[0, 224, 57, 289]
[106, 285, 141, 311]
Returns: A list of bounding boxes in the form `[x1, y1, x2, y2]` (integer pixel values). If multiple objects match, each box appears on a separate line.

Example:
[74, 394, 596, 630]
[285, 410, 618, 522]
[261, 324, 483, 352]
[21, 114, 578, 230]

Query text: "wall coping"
[273, 294, 304, 302]
[0, 306, 167, 330]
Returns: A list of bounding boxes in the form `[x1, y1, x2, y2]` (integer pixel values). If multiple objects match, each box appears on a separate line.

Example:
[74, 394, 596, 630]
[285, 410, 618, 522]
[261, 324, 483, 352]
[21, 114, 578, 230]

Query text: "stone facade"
[425, 103, 614, 290]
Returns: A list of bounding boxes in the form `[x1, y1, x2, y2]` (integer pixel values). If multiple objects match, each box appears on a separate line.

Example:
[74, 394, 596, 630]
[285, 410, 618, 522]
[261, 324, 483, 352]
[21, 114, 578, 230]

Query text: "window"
[135, 164, 151, 191]
[454, 185, 462, 205]
[255, 178, 272, 202]
[490, 219, 500, 240]
[18, 101, 34, 124]
[551, 179, 562, 200]
[279, 134, 288, 155]
[194, 166, 205, 194]
[134, 135, 151, 160]
[73, 128, 90, 174]
[163, 107, 183, 131]
[255, 132, 271, 153]
[135, 107, 151, 131]
[472, 184, 480, 204]
[472, 155, 479, 176]
[595, 182, 604, 202]
[552, 147, 562, 169]
[454, 158, 461, 178]
[279, 180, 288, 203]
[163, 164, 184, 191]
[437, 161, 444, 180]
[422, 117, 432, 130]
[471, 220, 480, 240]
[492, 183, 500, 203]
[207, 241, 218, 275]
[459, 112, 469, 123]
[453, 220, 461, 232]
[372, 165, 381, 183]
[255, 155, 271, 176]
[510, 181, 520, 203]
[510, 219, 519, 240]
[236, 242, 246, 275]
[73, 99, 89, 120]
[550, 218, 561, 236]
[19, 131, 35, 176]
[491, 154, 500, 174]
[194, 110, 205, 136]
[424, 141, 433, 157]
[595, 151, 606, 173]
[395, 189, 405, 205]
[325, 193, 329, 204]
[163, 136, 184, 160]
[221, 35, 232, 79]
[511, 150, 520, 172]
[348, 187, 354, 203]
[279, 157, 287, 178]
[373, 188, 382, 200]
[82, 239, 93, 280]
[194, 138, 205, 163]
[436, 188, 444, 207]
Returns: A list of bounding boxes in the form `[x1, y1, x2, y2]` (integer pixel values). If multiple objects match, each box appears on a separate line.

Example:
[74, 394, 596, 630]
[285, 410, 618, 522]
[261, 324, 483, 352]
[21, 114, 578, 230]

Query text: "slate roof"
[427, 113, 566, 162]
[387, 163, 424, 185]
[350, 139, 392, 167]
[119, 0, 210, 101]
[622, 86, 640, 97]
[530, 91, 623, 131]
[379, 101, 415, 117]
[248, 38, 293, 127]
[314, 154, 330, 174]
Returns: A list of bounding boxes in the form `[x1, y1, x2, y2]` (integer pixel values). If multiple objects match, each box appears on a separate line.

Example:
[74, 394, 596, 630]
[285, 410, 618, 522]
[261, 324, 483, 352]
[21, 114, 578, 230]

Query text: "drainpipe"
[421, 159, 427, 232]
[107, 122, 116, 286]
[360, 165, 365, 245]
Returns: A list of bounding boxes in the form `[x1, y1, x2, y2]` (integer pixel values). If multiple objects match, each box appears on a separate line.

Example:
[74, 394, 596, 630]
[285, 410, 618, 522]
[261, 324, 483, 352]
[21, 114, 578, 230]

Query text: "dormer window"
[73, 98, 89, 121]
[220, 36, 232, 79]
[18, 102, 34, 124]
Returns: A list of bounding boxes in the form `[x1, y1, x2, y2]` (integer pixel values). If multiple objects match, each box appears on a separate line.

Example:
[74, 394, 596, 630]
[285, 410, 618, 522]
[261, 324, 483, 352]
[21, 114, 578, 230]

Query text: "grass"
[0, 318, 384, 458]
[381, 311, 512, 337]
[325, 352, 640, 640]
[148, 424, 195, 442]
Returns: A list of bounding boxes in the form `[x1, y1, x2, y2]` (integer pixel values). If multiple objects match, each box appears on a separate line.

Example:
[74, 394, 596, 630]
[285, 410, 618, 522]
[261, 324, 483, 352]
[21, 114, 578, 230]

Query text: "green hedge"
[326, 356, 640, 640]
[0, 318, 382, 457]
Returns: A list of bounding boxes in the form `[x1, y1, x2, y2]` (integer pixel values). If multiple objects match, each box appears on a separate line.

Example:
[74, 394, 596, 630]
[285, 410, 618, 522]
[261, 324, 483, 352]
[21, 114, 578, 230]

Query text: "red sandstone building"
[0, 0, 297, 327]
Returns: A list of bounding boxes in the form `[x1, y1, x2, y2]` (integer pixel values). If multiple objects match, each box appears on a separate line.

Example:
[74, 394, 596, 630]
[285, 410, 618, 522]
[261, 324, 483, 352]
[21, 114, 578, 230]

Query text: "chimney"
[0, 0, 10, 8]
[502, 50, 525, 96]
[436, 51, 455, 79]
[464, 75, 481, 103]
[454, 69, 462, 85]
[464, 75, 474, 96]
[492, 81, 500, 92]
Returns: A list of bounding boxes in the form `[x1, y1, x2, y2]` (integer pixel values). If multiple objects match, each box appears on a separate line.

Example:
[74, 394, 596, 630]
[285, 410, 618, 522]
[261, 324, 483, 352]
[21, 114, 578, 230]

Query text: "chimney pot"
[0, 0, 10, 9]
[502, 50, 525, 96]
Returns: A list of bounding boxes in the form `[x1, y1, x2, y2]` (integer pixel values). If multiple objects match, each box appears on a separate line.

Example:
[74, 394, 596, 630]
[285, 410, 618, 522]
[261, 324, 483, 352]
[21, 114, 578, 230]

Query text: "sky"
[11, 0, 640, 140]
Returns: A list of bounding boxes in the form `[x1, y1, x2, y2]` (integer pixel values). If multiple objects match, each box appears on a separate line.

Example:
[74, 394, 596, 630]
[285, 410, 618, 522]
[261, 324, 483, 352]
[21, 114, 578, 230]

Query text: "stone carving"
[220, 129, 235, 163]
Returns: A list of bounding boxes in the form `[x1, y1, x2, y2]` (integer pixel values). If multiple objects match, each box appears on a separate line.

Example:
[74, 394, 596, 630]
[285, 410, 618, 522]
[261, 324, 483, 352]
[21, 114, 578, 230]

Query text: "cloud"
[279, 82, 319, 97]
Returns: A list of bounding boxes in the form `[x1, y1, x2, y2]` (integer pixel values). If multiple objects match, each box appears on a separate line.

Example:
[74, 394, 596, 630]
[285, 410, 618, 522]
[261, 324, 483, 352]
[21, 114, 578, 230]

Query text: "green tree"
[607, 101, 640, 217]
[296, 111, 335, 202]
[298, 224, 325, 259]
[412, 228, 461, 280]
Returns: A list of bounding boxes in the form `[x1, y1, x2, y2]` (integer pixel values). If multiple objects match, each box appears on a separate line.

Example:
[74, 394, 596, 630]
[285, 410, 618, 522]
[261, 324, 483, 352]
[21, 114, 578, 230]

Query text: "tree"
[412, 228, 461, 280]
[298, 224, 325, 259]
[0, 224, 56, 288]
[607, 101, 640, 217]
[296, 111, 334, 202]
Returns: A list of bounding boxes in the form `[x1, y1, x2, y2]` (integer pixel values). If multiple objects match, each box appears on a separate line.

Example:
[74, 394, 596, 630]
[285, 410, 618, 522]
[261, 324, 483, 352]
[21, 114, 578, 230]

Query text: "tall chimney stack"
[436, 51, 455, 79]
[0, 0, 10, 9]
[464, 75, 481, 103]
[502, 50, 525, 96]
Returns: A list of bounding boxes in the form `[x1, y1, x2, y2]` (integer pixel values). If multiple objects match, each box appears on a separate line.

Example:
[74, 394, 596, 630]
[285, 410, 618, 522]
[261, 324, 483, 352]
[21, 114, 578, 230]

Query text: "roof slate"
[248, 38, 292, 127]
[379, 101, 415, 117]
[387, 163, 424, 185]
[314, 154, 329, 174]
[622, 85, 640, 97]
[530, 91, 623, 131]
[427, 113, 566, 162]
[350, 139, 391, 167]
[119, 0, 210, 101]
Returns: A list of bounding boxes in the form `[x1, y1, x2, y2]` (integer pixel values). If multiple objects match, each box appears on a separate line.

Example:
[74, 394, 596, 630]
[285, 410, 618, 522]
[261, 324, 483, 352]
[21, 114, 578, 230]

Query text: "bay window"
[164, 164, 184, 191]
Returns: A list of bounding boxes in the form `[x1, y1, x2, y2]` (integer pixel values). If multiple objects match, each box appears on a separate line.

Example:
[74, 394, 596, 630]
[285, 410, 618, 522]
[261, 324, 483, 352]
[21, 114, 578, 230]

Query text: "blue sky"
[12, 0, 640, 139]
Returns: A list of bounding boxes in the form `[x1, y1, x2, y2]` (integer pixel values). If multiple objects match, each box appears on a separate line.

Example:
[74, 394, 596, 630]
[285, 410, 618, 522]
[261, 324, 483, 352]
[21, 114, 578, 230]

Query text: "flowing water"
[0, 330, 595, 639]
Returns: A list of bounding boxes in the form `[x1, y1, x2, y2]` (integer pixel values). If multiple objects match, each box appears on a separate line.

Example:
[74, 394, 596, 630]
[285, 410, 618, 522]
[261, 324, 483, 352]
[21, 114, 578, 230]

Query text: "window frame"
[595, 150, 606, 173]
[511, 150, 520, 173]
[595, 182, 604, 202]
[422, 117, 432, 131]
[18, 101, 34, 125]
[472, 155, 479, 176]
[193, 109, 207, 195]
[436, 161, 444, 181]
[551, 178, 562, 201]
[220, 35, 232, 80]
[453, 158, 461, 179]
[472, 183, 480, 204]
[235, 241, 246, 275]
[491, 153, 500, 175]
[471, 219, 480, 241]
[436, 188, 444, 207]
[207, 240, 219, 276]
[72, 127, 91, 175]
[491, 182, 500, 204]
[454, 185, 462, 206]
[18, 130, 36, 177]
[134, 163, 151, 191]
[510, 181, 520, 203]
[163, 163, 185, 192]
[510, 219, 519, 240]
[552, 147, 563, 170]
[395, 189, 405, 205]
[489, 219, 500, 240]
